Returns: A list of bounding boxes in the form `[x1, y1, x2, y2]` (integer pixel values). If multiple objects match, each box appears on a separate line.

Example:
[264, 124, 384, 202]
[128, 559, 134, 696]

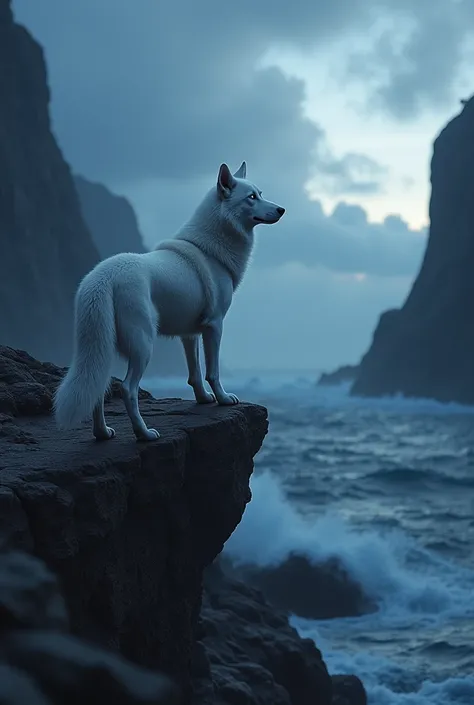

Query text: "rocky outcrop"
[0, 345, 267, 701]
[0, 550, 178, 705]
[197, 562, 332, 705]
[198, 563, 367, 705]
[0, 345, 366, 703]
[0, 1, 100, 364]
[352, 97, 474, 403]
[228, 553, 376, 621]
[317, 366, 359, 387]
[74, 175, 147, 260]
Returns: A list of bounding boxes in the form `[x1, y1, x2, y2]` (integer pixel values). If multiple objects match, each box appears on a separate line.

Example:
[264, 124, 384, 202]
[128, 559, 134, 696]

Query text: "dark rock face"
[0, 346, 367, 703]
[196, 563, 333, 705]
[231, 553, 376, 620]
[0, 345, 268, 700]
[331, 676, 367, 705]
[352, 97, 474, 403]
[317, 366, 359, 387]
[74, 175, 147, 260]
[0, 550, 178, 705]
[0, 1, 100, 364]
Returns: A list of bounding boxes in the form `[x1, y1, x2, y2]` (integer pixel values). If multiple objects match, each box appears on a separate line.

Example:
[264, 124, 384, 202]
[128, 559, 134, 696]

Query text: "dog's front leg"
[181, 335, 216, 404]
[202, 319, 239, 405]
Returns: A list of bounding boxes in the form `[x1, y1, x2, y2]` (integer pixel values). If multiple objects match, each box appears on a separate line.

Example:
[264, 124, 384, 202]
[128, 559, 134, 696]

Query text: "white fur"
[54, 162, 285, 441]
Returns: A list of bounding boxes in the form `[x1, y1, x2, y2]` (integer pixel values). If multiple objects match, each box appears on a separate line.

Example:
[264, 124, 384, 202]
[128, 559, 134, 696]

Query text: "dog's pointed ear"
[217, 163, 236, 198]
[233, 161, 247, 179]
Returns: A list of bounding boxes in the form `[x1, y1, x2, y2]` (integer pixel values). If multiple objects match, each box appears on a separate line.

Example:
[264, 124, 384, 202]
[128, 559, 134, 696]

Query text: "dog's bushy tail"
[54, 277, 115, 429]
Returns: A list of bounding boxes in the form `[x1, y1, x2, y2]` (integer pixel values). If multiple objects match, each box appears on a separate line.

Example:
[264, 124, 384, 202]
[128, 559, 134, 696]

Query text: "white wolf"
[54, 162, 285, 441]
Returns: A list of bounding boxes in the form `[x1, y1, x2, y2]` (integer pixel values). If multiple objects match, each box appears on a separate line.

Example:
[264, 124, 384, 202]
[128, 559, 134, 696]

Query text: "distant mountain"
[352, 97, 474, 403]
[74, 175, 147, 259]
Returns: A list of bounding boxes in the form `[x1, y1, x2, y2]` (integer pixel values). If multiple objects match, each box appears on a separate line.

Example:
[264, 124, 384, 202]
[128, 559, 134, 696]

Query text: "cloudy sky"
[13, 0, 474, 371]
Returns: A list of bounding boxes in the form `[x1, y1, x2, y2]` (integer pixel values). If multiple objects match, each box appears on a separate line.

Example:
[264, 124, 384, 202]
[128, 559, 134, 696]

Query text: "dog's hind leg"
[116, 294, 160, 441]
[121, 331, 159, 442]
[92, 396, 115, 441]
[181, 336, 216, 404]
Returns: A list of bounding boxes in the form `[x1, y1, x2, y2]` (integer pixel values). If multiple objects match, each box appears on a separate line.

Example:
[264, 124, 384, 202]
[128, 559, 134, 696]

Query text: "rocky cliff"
[0, 345, 366, 704]
[352, 97, 474, 403]
[0, 0, 100, 364]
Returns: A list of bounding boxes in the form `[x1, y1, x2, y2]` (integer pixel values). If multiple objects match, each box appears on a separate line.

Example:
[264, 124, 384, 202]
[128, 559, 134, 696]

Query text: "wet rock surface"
[231, 553, 376, 620]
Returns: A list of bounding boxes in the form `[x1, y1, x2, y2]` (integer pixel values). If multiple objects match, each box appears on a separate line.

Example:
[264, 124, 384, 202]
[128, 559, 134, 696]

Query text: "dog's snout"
[277, 207, 285, 216]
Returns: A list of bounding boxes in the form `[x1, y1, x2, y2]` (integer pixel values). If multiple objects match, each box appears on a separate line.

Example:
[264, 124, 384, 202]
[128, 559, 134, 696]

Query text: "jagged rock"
[352, 96, 474, 403]
[197, 564, 333, 705]
[331, 676, 367, 705]
[231, 553, 376, 620]
[0, 0, 100, 364]
[0, 345, 151, 418]
[0, 347, 366, 703]
[317, 366, 359, 387]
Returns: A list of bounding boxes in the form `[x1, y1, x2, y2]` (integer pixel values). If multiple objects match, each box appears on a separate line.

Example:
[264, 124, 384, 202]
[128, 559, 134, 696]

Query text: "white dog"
[54, 162, 285, 441]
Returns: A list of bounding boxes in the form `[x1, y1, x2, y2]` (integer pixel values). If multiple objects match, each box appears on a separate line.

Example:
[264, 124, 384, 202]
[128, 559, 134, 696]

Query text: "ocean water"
[146, 371, 474, 705]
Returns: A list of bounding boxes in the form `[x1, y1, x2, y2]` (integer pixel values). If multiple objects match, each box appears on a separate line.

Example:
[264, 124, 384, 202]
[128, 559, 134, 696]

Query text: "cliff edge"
[352, 97, 474, 403]
[0, 346, 267, 698]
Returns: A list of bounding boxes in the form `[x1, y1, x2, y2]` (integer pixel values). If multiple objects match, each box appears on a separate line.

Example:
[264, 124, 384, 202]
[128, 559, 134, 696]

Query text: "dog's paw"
[217, 393, 240, 405]
[136, 428, 160, 442]
[94, 427, 116, 441]
[195, 391, 217, 404]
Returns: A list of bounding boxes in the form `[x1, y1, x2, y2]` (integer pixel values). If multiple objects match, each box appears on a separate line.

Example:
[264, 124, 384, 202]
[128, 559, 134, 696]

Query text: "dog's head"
[216, 162, 285, 231]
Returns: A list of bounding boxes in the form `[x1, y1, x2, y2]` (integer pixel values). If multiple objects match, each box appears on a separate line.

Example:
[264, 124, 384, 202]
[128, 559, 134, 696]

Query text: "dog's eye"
[248, 193, 257, 200]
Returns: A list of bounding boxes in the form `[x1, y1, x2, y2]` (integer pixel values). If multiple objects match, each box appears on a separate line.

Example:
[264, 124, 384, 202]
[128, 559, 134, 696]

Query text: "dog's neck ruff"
[175, 213, 254, 291]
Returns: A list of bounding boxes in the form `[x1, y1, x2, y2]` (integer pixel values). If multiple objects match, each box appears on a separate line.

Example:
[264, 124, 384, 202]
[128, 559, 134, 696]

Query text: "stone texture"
[0, 0, 100, 364]
[331, 676, 367, 705]
[352, 96, 474, 403]
[0, 346, 366, 703]
[191, 562, 364, 705]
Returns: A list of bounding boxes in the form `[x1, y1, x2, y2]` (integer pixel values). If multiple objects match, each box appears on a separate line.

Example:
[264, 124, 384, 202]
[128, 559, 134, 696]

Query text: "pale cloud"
[342, 1, 473, 120]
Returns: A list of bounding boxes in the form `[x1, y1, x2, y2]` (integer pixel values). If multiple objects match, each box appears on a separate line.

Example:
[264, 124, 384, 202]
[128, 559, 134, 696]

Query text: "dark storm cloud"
[13, 0, 426, 281]
[12, 0, 380, 186]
